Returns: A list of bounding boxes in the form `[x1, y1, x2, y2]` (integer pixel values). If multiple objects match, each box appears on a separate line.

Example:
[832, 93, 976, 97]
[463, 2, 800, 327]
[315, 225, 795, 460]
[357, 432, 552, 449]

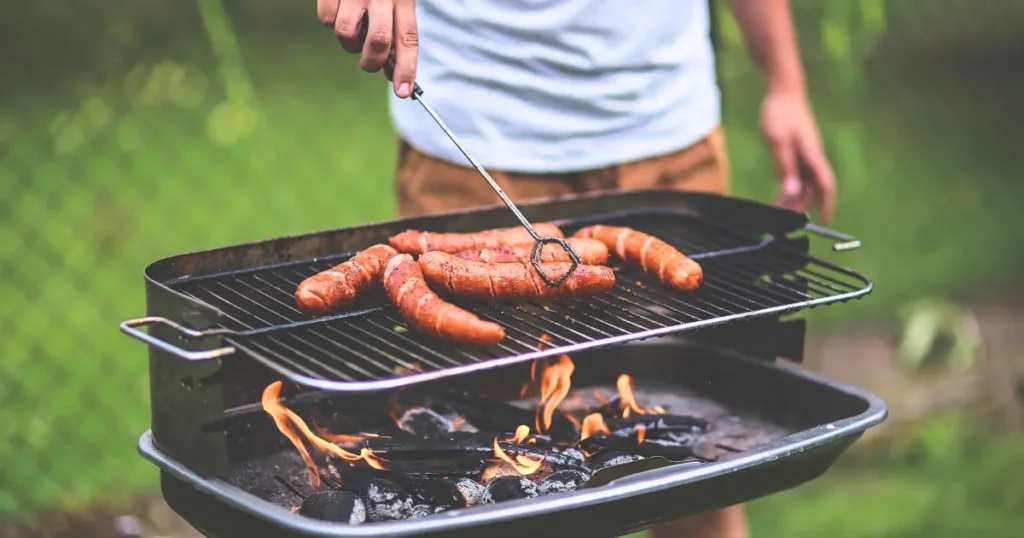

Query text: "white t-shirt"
[388, 0, 720, 174]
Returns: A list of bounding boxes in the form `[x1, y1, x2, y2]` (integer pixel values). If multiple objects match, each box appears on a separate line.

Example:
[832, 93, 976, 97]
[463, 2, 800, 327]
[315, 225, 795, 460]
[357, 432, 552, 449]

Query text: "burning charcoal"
[444, 391, 580, 444]
[405, 476, 468, 511]
[560, 448, 587, 465]
[579, 434, 709, 461]
[537, 469, 590, 495]
[589, 450, 645, 470]
[298, 490, 366, 524]
[454, 478, 487, 506]
[361, 478, 415, 522]
[605, 414, 709, 438]
[362, 433, 585, 470]
[398, 407, 454, 439]
[482, 475, 539, 504]
[409, 504, 438, 518]
[590, 395, 623, 418]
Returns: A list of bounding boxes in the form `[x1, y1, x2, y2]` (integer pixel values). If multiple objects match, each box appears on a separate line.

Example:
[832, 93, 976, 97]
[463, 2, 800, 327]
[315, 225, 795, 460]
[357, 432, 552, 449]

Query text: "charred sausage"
[388, 223, 565, 255]
[573, 225, 702, 291]
[417, 252, 616, 301]
[295, 244, 398, 315]
[383, 254, 506, 347]
[452, 238, 609, 265]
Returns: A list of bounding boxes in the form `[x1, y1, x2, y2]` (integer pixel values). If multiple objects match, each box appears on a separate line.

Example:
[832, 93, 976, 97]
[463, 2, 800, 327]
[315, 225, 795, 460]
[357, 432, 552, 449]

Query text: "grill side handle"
[803, 223, 862, 251]
[120, 317, 236, 361]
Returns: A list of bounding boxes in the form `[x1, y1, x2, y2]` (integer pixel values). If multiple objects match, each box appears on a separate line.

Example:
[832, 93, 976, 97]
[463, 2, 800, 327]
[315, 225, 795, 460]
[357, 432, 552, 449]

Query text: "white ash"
[365, 482, 414, 522]
[537, 469, 590, 495]
[409, 504, 435, 519]
[348, 498, 367, 524]
[454, 478, 486, 506]
[398, 407, 454, 438]
[596, 453, 644, 469]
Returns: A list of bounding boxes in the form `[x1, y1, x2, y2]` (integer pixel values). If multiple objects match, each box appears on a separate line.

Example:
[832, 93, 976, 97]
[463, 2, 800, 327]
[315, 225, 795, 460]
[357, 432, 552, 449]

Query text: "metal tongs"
[358, 18, 581, 287]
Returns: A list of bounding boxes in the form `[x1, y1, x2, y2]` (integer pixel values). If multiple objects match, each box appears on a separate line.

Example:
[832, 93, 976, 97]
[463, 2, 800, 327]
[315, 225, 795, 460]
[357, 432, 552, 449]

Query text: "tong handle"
[120, 317, 236, 361]
[803, 223, 862, 252]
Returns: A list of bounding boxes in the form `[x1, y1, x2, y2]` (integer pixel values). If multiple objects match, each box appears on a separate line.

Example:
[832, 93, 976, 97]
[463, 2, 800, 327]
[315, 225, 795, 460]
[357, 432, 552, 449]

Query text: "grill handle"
[120, 317, 236, 361]
[803, 223, 862, 252]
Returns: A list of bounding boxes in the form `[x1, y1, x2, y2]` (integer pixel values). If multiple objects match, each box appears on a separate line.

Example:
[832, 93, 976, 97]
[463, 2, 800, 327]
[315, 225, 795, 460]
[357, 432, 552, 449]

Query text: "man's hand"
[317, 0, 419, 98]
[760, 91, 836, 224]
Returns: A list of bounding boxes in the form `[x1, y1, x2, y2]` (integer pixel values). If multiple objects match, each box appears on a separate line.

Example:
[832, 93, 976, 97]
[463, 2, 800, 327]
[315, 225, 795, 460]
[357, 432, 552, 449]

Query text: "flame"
[262, 381, 321, 488]
[492, 425, 545, 475]
[616, 374, 661, 417]
[635, 425, 647, 445]
[535, 355, 575, 433]
[261, 381, 388, 485]
[580, 413, 610, 441]
[451, 417, 466, 429]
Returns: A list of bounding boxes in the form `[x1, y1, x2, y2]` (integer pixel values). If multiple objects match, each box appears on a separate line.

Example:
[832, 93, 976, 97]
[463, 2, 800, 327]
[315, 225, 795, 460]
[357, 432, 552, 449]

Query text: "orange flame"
[535, 355, 575, 433]
[580, 413, 610, 441]
[262, 381, 321, 488]
[616, 374, 661, 417]
[492, 425, 545, 475]
[635, 424, 647, 445]
[261, 381, 388, 484]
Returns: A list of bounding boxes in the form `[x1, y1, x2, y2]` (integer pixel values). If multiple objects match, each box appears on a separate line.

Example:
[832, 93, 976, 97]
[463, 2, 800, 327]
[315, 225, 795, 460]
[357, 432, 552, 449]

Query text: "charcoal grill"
[123, 189, 886, 537]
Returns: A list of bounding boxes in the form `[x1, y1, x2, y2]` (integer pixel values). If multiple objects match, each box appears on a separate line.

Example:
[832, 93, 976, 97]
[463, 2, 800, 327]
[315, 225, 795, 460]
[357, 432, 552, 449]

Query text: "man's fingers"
[769, 136, 803, 210]
[798, 138, 837, 224]
[360, 0, 394, 72]
[317, 0, 340, 26]
[392, 0, 418, 98]
[334, 0, 365, 54]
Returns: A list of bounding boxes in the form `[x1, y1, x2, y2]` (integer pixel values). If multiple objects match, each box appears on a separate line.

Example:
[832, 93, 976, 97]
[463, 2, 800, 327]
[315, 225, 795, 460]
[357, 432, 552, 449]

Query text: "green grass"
[1, 9, 1023, 533]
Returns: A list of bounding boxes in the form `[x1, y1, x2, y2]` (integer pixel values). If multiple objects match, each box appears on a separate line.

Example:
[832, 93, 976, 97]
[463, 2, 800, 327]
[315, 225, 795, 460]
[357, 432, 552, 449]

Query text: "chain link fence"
[1, 0, 1023, 533]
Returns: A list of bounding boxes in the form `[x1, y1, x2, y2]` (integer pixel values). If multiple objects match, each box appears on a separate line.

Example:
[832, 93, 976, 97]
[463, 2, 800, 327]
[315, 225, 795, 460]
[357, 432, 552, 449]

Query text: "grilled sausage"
[452, 238, 609, 265]
[388, 223, 565, 255]
[383, 254, 506, 347]
[295, 244, 399, 315]
[573, 225, 703, 291]
[417, 251, 616, 301]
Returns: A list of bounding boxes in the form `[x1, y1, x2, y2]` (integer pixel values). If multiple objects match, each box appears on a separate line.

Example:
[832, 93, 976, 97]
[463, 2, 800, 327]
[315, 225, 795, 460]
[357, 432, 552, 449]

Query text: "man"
[317, 1, 835, 536]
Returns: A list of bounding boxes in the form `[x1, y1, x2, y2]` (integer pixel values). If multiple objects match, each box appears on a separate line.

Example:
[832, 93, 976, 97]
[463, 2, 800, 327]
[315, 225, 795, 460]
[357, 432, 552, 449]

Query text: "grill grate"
[168, 211, 871, 391]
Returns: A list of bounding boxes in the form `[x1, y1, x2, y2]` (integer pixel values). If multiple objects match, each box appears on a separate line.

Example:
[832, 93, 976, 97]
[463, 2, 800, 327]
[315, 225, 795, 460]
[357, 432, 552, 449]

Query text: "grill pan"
[121, 190, 870, 392]
[139, 339, 887, 538]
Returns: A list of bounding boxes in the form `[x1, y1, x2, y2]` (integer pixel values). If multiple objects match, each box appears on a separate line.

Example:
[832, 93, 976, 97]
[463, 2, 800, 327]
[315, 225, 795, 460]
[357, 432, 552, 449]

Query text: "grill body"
[140, 338, 886, 538]
[130, 190, 885, 536]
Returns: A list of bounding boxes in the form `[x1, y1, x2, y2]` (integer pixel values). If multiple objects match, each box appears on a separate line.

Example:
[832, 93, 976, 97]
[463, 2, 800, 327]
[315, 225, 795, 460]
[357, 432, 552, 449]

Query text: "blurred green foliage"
[1, 0, 1023, 535]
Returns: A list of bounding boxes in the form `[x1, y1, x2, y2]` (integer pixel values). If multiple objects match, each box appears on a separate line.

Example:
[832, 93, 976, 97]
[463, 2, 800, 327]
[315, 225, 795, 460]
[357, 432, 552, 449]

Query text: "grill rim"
[127, 190, 870, 392]
[138, 341, 888, 538]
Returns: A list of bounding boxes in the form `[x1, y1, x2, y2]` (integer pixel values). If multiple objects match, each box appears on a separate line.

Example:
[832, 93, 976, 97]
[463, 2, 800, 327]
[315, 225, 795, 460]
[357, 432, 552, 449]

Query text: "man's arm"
[728, 0, 806, 96]
[727, 0, 837, 223]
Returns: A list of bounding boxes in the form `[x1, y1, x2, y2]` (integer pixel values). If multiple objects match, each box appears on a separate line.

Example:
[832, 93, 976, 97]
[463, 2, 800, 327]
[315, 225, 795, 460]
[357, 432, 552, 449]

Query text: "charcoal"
[398, 408, 454, 439]
[444, 391, 579, 444]
[361, 478, 415, 522]
[590, 396, 623, 418]
[298, 490, 366, 524]
[537, 469, 590, 495]
[454, 478, 487, 506]
[481, 475, 539, 503]
[589, 450, 645, 469]
[579, 434, 708, 461]
[405, 476, 467, 510]
[383, 457, 487, 477]
[605, 414, 709, 437]
[560, 448, 587, 465]
[362, 433, 584, 470]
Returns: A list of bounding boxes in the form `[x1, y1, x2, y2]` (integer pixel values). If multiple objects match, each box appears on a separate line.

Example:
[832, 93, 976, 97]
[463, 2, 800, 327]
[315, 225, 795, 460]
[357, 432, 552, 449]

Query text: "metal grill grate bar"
[167, 211, 871, 391]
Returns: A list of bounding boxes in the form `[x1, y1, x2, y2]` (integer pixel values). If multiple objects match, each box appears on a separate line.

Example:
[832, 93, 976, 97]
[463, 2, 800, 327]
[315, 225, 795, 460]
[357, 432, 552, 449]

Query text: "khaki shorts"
[394, 127, 731, 217]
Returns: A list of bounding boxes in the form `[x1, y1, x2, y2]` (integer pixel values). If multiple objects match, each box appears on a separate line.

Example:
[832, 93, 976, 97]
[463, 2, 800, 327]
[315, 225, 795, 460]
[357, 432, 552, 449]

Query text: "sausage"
[388, 223, 565, 255]
[417, 252, 616, 301]
[383, 254, 506, 347]
[452, 238, 609, 265]
[295, 244, 399, 315]
[573, 225, 703, 291]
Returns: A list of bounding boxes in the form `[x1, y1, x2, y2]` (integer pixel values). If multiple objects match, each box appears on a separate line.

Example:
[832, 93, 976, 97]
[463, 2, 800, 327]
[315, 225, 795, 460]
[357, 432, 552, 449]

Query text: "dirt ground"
[4, 299, 1021, 538]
